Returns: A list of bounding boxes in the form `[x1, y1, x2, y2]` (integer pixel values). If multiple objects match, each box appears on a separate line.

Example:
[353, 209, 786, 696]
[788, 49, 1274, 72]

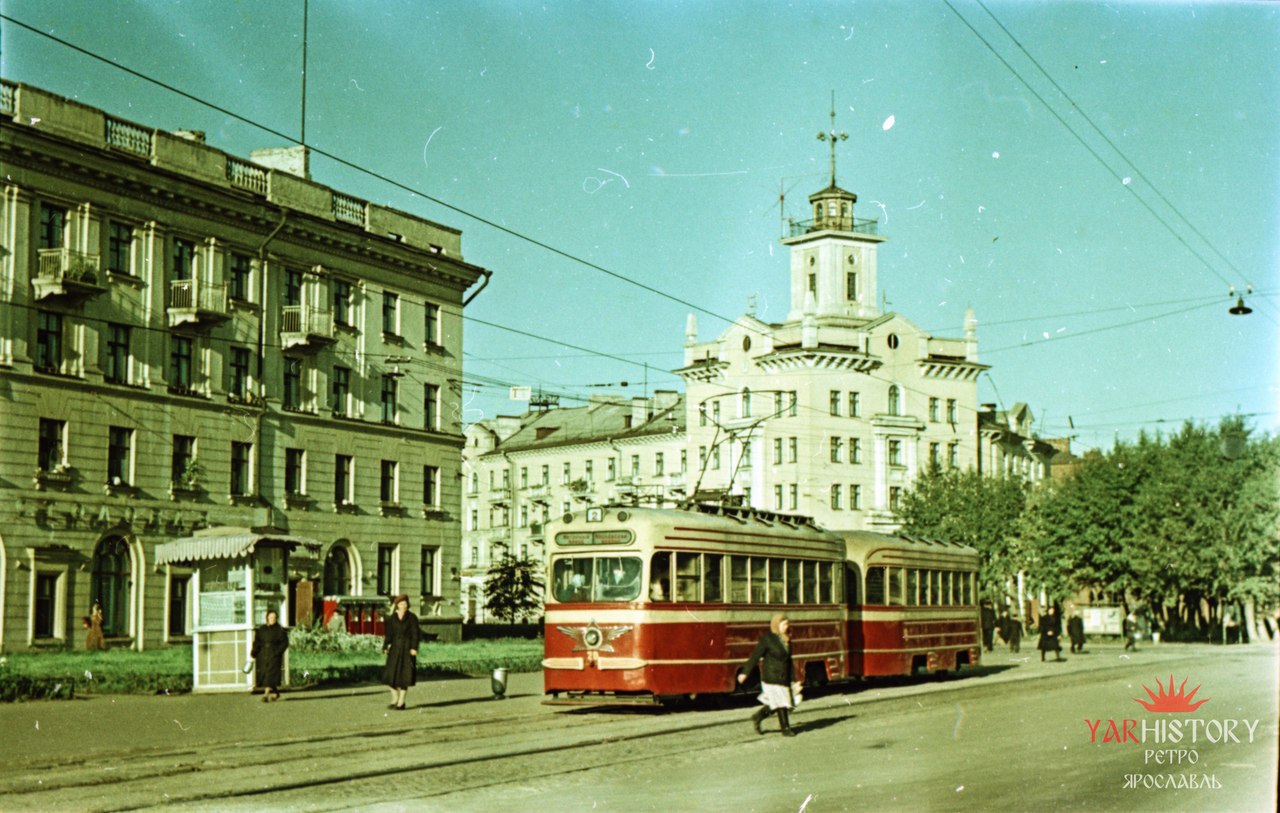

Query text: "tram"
[541, 504, 981, 704]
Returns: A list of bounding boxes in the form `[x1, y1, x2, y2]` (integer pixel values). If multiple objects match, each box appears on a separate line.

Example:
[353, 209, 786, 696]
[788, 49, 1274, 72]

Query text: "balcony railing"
[488, 486, 512, 503]
[332, 192, 367, 226]
[1, 80, 15, 117]
[226, 157, 268, 195]
[787, 216, 879, 237]
[33, 248, 104, 301]
[280, 305, 336, 350]
[105, 116, 152, 157]
[168, 279, 229, 327]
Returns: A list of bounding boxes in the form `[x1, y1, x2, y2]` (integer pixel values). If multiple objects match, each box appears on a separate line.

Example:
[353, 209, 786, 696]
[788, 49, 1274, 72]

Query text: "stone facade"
[0, 80, 487, 651]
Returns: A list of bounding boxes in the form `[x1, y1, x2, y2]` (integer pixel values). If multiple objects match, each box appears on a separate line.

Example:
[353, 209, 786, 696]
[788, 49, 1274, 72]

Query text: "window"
[830, 483, 842, 510]
[704, 553, 723, 602]
[423, 384, 439, 430]
[788, 392, 798, 417]
[807, 272, 816, 294]
[930, 443, 941, 470]
[324, 546, 352, 595]
[39, 203, 66, 249]
[562, 462, 571, 484]
[332, 280, 351, 325]
[38, 418, 66, 471]
[380, 460, 399, 504]
[423, 465, 438, 507]
[331, 365, 350, 416]
[889, 486, 902, 511]
[630, 454, 640, 476]
[33, 572, 60, 639]
[788, 437, 798, 464]
[680, 450, 687, 473]
[229, 252, 251, 301]
[223, 346, 249, 400]
[947, 398, 958, 424]
[712, 401, 721, 424]
[848, 392, 860, 418]
[285, 449, 306, 496]
[851, 484, 862, 510]
[377, 545, 396, 596]
[108, 426, 133, 486]
[382, 291, 399, 335]
[35, 310, 62, 371]
[846, 270, 858, 301]
[606, 458, 616, 481]
[768, 558, 785, 603]
[740, 388, 752, 418]
[421, 547, 437, 596]
[730, 556, 749, 603]
[170, 336, 193, 391]
[788, 484, 798, 511]
[519, 467, 529, 489]
[424, 303, 440, 346]
[105, 324, 130, 384]
[648, 552, 671, 602]
[830, 436, 843, 463]
[949, 442, 959, 469]
[829, 390, 841, 416]
[711, 446, 721, 470]
[751, 557, 768, 603]
[850, 437, 862, 464]
[92, 536, 132, 637]
[655, 452, 664, 476]
[773, 438, 783, 464]
[541, 465, 549, 485]
[171, 237, 195, 281]
[172, 435, 196, 488]
[907, 569, 920, 605]
[284, 268, 303, 307]
[335, 454, 353, 504]
[698, 446, 707, 470]
[283, 358, 302, 410]
[786, 559, 801, 603]
[929, 397, 940, 422]
[675, 552, 702, 602]
[107, 221, 133, 275]
[168, 573, 191, 637]
[888, 385, 901, 416]
[889, 439, 903, 467]
[773, 484, 783, 510]
[698, 403, 708, 427]
[231, 442, 252, 496]
[380, 375, 397, 423]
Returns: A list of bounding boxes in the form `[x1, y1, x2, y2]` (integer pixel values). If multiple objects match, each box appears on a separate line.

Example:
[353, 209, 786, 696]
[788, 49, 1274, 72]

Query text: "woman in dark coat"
[250, 609, 289, 701]
[736, 613, 798, 736]
[1038, 605, 1063, 662]
[383, 594, 420, 710]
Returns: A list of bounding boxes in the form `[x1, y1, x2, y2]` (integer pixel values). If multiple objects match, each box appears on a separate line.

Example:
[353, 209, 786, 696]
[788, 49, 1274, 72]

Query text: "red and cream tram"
[542, 504, 981, 703]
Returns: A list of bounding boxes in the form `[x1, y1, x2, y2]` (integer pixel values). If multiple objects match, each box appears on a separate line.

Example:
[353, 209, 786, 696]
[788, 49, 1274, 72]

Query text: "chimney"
[250, 145, 310, 180]
[631, 397, 650, 428]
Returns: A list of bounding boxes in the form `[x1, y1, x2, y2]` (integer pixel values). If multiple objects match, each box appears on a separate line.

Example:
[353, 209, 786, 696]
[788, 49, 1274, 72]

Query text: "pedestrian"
[980, 599, 996, 653]
[1038, 604, 1063, 662]
[736, 613, 798, 737]
[1123, 611, 1139, 652]
[250, 608, 289, 702]
[383, 594, 420, 710]
[84, 601, 106, 651]
[1067, 611, 1086, 654]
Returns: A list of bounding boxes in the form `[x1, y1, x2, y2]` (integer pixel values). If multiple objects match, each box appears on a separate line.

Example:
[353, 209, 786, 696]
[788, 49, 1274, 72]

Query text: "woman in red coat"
[382, 594, 420, 710]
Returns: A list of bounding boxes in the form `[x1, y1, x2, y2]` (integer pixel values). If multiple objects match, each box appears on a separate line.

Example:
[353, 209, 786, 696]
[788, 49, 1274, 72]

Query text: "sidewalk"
[0, 640, 1243, 769]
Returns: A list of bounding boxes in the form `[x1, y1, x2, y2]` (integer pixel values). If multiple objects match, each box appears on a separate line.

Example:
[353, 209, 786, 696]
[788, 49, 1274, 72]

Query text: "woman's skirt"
[757, 681, 793, 710]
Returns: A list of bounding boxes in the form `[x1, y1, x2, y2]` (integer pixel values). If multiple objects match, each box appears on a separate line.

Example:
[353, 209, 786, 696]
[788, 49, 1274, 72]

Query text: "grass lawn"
[1, 635, 544, 700]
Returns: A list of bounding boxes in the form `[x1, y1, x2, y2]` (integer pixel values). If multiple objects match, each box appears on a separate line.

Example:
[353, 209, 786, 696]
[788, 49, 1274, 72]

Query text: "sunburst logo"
[1134, 675, 1210, 713]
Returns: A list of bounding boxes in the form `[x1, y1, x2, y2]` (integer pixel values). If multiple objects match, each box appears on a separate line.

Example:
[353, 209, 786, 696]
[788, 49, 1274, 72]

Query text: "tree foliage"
[484, 553, 545, 623]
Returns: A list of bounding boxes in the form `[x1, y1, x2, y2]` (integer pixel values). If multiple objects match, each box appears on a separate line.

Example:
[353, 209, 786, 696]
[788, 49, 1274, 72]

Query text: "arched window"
[323, 544, 353, 596]
[91, 536, 132, 637]
[741, 388, 752, 418]
[888, 385, 901, 416]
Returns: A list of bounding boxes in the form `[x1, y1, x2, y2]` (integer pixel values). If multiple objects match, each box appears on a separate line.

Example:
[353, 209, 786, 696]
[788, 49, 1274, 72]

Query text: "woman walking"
[383, 594, 420, 710]
[1038, 604, 1064, 662]
[737, 613, 798, 737]
[250, 608, 289, 701]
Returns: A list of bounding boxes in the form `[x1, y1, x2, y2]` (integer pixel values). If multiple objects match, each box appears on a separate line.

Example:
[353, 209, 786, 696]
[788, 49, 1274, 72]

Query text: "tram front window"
[551, 556, 641, 602]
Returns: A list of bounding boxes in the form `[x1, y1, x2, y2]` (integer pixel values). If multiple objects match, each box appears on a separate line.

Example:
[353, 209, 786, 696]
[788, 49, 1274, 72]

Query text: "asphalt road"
[0, 641, 1275, 812]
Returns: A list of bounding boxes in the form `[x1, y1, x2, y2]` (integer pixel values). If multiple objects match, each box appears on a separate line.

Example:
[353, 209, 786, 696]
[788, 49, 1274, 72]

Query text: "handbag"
[243, 659, 254, 674]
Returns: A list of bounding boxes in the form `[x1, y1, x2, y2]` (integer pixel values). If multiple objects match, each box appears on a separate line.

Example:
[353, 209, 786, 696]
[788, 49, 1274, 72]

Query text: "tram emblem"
[557, 623, 632, 652]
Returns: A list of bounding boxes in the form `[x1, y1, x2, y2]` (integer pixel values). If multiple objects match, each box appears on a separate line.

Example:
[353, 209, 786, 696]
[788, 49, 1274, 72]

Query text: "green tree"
[895, 468, 1029, 594]
[484, 553, 545, 623]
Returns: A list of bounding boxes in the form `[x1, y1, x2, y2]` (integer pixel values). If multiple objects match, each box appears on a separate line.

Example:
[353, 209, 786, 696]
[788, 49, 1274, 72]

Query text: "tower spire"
[816, 90, 847, 187]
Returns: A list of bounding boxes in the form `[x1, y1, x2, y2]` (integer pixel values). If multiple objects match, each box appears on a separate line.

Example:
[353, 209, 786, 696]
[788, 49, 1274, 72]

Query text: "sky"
[2, 0, 1277, 451]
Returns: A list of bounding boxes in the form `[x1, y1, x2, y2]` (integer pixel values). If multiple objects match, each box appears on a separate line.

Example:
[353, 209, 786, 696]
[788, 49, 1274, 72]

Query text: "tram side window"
[704, 553, 724, 602]
[649, 552, 671, 602]
[887, 567, 904, 606]
[676, 552, 701, 602]
[962, 571, 973, 605]
[750, 557, 767, 603]
[845, 563, 860, 605]
[906, 568, 919, 605]
[730, 556, 749, 603]
[767, 558, 785, 604]
[818, 562, 833, 604]
[945, 571, 956, 605]
[785, 559, 801, 604]
[865, 566, 885, 605]
[930, 570, 942, 606]
[803, 560, 818, 604]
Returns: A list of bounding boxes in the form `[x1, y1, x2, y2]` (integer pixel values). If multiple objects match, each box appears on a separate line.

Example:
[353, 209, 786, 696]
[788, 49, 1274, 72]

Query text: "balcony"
[787, 215, 880, 237]
[168, 279, 230, 329]
[280, 305, 336, 352]
[33, 249, 105, 303]
[488, 486, 512, 504]
[526, 484, 551, 505]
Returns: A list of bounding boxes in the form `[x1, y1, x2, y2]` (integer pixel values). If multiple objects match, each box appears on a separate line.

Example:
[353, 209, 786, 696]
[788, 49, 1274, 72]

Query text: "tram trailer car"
[841, 531, 982, 678]
[542, 504, 847, 703]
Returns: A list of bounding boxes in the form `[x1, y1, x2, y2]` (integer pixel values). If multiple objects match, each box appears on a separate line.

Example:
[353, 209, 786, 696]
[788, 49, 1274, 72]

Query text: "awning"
[154, 527, 323, 565]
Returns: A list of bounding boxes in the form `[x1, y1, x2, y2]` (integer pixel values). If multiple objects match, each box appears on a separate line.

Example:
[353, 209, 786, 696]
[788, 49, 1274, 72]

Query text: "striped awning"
[154, 527, 322, 565]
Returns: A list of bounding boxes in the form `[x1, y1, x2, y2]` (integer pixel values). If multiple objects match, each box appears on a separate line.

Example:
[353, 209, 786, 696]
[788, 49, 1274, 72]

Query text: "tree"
[484, 553, 545, 623]
[895, 468, 1029, 595]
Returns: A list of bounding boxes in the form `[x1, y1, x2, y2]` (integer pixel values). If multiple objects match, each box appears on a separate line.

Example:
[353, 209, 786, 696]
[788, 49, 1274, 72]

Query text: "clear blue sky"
[4, 0, 1276, 451]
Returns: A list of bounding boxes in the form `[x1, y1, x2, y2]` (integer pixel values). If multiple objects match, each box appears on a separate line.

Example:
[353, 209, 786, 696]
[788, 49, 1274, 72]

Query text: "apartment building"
[0, 80, 488, 650]
[460, 392, 685, 621]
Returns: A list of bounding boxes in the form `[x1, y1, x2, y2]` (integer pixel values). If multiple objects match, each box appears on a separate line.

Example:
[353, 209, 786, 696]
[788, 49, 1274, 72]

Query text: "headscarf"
[770, 613, 790, 645]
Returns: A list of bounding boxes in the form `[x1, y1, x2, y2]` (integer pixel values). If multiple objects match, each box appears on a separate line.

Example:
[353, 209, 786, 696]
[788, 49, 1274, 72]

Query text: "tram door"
[845, 562, 865, 677]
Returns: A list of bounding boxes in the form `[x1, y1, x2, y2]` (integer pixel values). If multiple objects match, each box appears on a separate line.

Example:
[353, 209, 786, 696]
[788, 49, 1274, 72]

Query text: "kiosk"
[155, 528, 321, 692]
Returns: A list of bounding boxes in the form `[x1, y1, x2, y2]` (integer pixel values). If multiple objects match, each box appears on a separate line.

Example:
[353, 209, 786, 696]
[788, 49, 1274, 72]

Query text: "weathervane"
[816, 91, 847, 187]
